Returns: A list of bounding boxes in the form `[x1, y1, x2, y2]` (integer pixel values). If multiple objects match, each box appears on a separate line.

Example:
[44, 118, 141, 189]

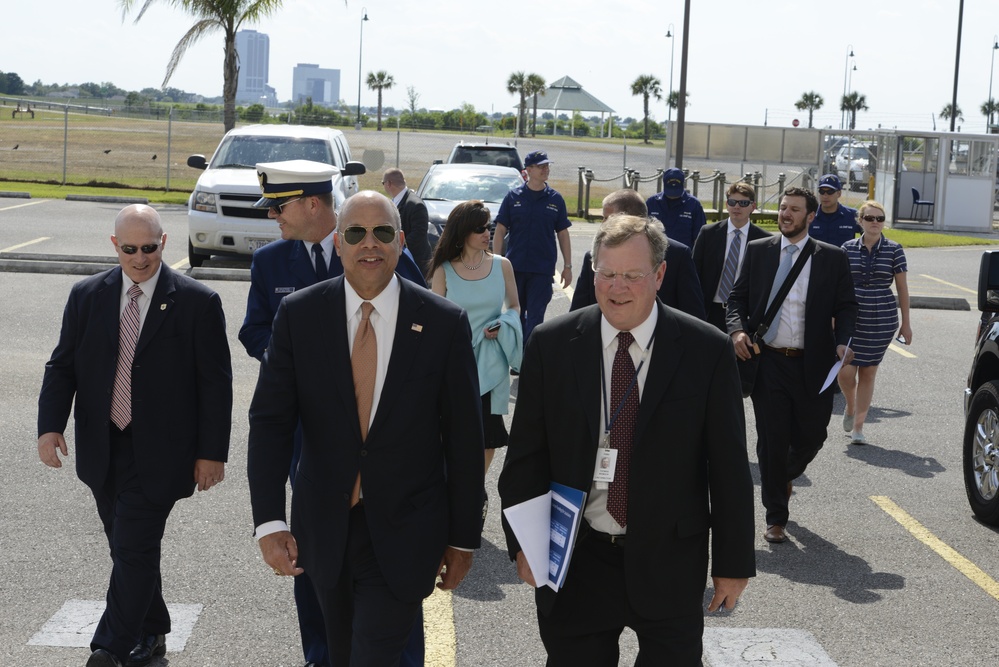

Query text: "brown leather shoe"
[764, 524, 788, 543]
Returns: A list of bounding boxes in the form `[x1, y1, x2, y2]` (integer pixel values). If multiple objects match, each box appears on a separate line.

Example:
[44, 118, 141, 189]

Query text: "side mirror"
[341, 161, 366, 176]
[978, 250, 999, 311]
[187, 154, 207, 170]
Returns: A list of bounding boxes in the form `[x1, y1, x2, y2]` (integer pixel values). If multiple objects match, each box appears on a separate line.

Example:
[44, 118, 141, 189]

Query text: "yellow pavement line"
[2, 236, 50, 252]
[0, 199, 49, 211]
[871, 495, 999, 602]
[423, 587, 456, 667]
[170, 258, 190, 270]
[888, 343, 917, 359]
[918, 273, 976, 295]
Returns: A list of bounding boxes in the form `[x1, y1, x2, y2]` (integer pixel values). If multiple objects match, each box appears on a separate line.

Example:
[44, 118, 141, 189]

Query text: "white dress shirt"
[119, 264, 163, 334]
[302, 230, 335, 275]
[769, 235, 812, 349]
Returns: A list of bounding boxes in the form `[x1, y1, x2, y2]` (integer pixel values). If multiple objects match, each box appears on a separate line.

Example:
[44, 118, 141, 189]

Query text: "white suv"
[186, 124, 365, 266]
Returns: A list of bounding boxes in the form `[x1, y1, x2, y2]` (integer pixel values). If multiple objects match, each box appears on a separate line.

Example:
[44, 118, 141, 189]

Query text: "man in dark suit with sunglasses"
[248, 190, 484, 667]
[692, 181, 771, 332]
[240, 161, 428, 667]
[38, 204, 232, 667]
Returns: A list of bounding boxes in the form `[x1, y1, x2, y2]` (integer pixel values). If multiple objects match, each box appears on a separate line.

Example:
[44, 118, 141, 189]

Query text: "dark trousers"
[751, 349, 833, 526]
[314, 505, 424, 667]
[515, 271, 554, 346]
[91, 425, 174, 662]
[537, 531, 704, 667]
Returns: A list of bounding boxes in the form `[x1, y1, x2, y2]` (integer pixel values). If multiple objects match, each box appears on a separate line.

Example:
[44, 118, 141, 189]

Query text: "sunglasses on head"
[269, 197, 302, 213]
[119, 242, 162, 255]
[340, 225, 397, 245]
[818, 188, 838, 195]
[861, 214, 886, 222]
[727, 198, 752, 207]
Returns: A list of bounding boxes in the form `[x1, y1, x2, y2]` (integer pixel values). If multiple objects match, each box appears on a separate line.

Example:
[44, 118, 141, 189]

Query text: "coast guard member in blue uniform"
[646, 167, 706, 247]
[493, 150, 572, 346]
[809, 174, 860, 248]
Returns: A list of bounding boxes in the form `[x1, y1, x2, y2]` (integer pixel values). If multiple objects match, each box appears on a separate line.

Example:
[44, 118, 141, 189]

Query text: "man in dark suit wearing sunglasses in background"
[247, 189, 484, 666]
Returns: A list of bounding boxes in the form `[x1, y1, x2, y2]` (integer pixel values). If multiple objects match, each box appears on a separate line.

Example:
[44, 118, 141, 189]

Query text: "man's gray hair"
[601, 189, 648, 217]
[592, 214, 668, 269]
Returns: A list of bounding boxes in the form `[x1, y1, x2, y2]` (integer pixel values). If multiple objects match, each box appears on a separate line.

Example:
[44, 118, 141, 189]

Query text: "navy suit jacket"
[499, 303, 755, 618]
[398, 189, 432, 276]
[725, 235, 858, 395]
[569, 240, 706, 320]
[247, 277, 485, 601]
[38, 265, 233, 504]
[239, 238, 428, 360]
[691, 219, 770, 314]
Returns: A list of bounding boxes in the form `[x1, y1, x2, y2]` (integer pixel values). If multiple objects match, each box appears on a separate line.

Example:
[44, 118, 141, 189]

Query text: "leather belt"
[764, 344, 803, 357]
[586, 526, 626, 546]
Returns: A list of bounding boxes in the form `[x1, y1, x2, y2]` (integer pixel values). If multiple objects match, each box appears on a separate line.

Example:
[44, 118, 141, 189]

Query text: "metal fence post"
[577, 166, 586, 218]
[584, 169, 594, 219]
[62, 106, 68, 185]
[396, 117, 401, 168]
[166, 107, 173, 192]
[777, 172, 786, 201]
[631, 171, 641, 191]
[691, 170, 700, 197]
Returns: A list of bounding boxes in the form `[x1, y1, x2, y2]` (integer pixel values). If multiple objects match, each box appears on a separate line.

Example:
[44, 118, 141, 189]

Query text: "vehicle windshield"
[210, 136, 333, 169]
[420, 171, 523, 203]
[842, 146, 871, 159]
[451, 147, 521, 169]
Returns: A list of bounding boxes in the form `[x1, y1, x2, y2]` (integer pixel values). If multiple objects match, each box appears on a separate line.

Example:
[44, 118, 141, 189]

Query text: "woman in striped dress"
[837, 200, 912, 444]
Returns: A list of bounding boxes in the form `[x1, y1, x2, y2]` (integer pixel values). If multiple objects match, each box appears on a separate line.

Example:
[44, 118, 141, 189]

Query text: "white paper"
[502, 494, 553, 589]
[820, 337, 852, 393]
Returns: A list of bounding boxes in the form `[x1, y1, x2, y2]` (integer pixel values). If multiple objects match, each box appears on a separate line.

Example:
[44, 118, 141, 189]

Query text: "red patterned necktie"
[607, 330, 638, 527]
[110, 284, 143, 430]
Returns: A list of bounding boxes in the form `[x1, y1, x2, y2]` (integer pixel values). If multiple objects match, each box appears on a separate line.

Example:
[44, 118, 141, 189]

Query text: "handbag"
[738, 240, 814, 397]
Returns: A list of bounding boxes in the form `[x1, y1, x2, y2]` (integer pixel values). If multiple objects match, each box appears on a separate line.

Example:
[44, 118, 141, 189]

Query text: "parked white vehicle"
[834, 143, 875, 191]
[186, 125, 364, 266]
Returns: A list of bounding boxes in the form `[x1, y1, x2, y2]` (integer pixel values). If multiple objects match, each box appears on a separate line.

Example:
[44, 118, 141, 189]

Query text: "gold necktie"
[350, 302, 376, 506]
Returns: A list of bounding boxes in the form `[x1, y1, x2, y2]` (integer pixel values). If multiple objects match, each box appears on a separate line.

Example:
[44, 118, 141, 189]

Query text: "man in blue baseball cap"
[809, 174, 860, 248]
[646, 167, 706, 247]
[493, 150, 573, 349]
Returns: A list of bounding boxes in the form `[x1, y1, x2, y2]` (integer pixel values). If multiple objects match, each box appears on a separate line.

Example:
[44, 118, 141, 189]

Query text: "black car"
[963, 250, 999, 523]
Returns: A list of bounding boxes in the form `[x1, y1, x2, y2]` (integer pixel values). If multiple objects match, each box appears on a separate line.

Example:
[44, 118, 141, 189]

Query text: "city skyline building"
[236, 29, 277, 106]
[292, 63, 341, 107]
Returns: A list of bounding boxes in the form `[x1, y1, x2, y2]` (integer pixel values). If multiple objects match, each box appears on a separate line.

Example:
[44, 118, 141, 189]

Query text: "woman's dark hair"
[427, 200, 492, 277]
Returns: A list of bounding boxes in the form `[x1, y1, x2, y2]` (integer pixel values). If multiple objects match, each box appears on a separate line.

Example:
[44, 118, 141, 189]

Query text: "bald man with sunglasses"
[248, 190, 484, 667]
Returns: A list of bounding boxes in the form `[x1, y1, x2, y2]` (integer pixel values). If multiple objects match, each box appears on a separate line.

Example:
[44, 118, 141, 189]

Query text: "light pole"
[356, 8, 369, 128]
[846, 61, 857, 129]
[665, 24, 675, 170]
[988, 36, 999, 129]
[841, 44, 854, 130]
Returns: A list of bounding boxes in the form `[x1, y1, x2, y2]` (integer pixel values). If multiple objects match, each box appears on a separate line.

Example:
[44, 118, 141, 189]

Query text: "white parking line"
[703, 628, 837, 666]
[0, 199, 49, 212]
[2, 236, 50, 252]
[28, 599, 202, 651]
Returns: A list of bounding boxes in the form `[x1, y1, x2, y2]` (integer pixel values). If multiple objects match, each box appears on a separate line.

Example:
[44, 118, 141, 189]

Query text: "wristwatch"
[564, 264, 572, 270]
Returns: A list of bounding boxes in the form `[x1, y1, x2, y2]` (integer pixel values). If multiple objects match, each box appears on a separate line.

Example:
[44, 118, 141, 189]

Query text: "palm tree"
[794, 91, 824, 129]
[666, 90, 690, 111]
[118, 0, 301, 133]
[840, 91, 868, 130]
[507, 71, 528, 137]
[630, 75, 663, 144]
[982, 99, 999, 129]
[366, 70, 394, 131]
[525, 73, 546, 137]
[939, 103, 964, 125]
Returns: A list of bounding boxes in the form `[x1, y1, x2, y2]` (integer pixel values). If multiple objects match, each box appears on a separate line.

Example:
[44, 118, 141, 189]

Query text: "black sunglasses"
[269, 197, 302, 213]
[861, 215, 886, 222]
[340, 225, 397, 245]
[818, 188, 838, 195]
[727, 198, 752, 207]
[471, 225, 489, 234]
[119, 242, 162, 255]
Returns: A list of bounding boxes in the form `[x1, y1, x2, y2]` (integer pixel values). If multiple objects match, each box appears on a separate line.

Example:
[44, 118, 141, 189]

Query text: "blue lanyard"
[600, 331, 656, 445]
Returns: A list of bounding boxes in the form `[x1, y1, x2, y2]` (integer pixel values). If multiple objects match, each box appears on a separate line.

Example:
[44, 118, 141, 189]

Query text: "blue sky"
[5, 0, 999, 133]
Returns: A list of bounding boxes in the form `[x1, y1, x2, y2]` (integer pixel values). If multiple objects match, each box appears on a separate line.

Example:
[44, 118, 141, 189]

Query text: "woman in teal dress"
[428, 200, 523, 475]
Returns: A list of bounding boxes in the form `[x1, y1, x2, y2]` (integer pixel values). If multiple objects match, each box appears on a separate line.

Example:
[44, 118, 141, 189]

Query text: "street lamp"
[988, 36, 999, 129]
[845, 61, 857, 129]
[665, 24, 675, 169]
[356, 8, 369, 127]
[841, 44, 854, 130]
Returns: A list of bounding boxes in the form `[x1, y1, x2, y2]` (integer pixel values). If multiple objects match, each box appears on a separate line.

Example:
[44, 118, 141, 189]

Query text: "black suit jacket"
[398, 189, 432, 276]
[570, 241, 706, 320]
[725, 235, 858, 394]
[498, 303, 755, 619]
[247, 277, 484, 601]
[691, 219, 770, 314]
[38, 265, 233, 505]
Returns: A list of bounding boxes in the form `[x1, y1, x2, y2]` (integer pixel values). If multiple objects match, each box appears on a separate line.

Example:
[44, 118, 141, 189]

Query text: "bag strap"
[755, 239, 815, 343]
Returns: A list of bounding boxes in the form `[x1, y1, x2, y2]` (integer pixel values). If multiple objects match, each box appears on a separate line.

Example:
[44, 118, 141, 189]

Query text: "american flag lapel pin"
[411, 323, 423, 333]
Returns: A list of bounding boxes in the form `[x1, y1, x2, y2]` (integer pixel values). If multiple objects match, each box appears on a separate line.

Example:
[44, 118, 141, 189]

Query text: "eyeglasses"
[270, 197, 302, 213]
[471, 225, 489, 234]
[593, 266, 654, 283]
[118, 242, 162, 255]
[727, 198, 752, 207]
[340, 225, 397, 245]
[861, 214, 886, 222]
[818, 189, 838, 195]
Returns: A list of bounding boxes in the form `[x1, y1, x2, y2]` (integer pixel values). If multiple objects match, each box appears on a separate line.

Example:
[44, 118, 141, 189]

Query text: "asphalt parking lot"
[2, 198, 998, 666]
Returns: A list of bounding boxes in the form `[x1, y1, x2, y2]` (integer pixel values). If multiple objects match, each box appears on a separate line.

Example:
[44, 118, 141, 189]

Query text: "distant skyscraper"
[236, 29, 276, 105]
[292, 64, 341, 107]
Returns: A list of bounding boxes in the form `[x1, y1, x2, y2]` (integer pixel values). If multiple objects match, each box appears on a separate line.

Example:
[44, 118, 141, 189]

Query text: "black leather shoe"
[87, 649, 124, 667]
[126, 634, 166, 667]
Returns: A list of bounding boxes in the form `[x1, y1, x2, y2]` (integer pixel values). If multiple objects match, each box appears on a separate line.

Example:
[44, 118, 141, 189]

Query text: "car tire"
[964, 380, 999, 525]
[188, 238, 206, 268]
